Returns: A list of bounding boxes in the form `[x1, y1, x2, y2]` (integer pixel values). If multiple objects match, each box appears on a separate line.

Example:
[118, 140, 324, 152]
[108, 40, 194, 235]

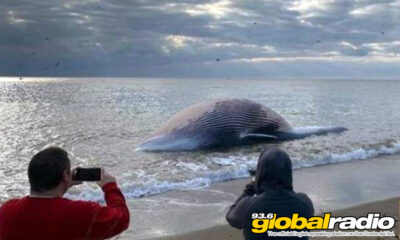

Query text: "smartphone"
[73, 168, 101, 181]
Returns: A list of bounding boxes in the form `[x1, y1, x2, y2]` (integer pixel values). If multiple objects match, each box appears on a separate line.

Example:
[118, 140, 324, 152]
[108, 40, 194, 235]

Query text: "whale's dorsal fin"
[240, 133, 278, 140]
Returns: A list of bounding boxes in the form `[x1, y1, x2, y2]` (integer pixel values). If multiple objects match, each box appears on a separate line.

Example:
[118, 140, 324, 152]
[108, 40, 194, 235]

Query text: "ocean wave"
[295, 140, 400, 168]
[66, 163, 253, 202]
[67, 140, 400, 202]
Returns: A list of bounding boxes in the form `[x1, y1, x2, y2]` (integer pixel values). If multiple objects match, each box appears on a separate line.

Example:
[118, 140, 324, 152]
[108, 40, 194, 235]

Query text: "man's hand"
[97, 168, 116, 188]
[69, 168, 82, 189]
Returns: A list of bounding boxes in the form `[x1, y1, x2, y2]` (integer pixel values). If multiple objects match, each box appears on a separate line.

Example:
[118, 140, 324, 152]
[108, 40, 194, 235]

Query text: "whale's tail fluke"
[282, 126, 348, 140]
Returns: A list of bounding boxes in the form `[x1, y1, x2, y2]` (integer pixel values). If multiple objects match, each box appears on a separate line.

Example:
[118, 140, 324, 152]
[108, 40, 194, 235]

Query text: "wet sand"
[117, 155, 400, 240]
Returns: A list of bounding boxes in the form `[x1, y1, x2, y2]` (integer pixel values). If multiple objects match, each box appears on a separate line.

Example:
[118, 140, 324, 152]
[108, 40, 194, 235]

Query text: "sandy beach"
[115, 154, 400, 240]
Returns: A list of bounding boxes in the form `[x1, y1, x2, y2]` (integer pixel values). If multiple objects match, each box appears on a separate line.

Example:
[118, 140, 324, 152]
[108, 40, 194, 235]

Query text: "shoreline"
[117, 154, 400, 240]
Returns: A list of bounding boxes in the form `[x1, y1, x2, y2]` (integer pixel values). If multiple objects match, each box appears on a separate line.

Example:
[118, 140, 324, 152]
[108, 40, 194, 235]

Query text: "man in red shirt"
[0, 147, 130, 240]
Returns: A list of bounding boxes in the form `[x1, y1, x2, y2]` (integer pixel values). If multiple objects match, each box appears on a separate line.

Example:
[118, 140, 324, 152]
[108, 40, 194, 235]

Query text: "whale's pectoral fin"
[240, 133, 278, 141]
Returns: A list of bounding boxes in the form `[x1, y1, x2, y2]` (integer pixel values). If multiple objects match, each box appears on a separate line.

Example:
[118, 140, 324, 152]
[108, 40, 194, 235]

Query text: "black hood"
[255, 147, 293, 193]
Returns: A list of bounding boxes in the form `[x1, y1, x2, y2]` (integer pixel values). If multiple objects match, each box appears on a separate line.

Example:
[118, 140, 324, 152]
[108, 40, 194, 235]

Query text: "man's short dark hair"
[28, 147, 71, 193]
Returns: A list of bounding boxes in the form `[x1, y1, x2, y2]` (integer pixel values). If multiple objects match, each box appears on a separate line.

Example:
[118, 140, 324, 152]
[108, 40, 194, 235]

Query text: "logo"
[251, 212, 395, 236]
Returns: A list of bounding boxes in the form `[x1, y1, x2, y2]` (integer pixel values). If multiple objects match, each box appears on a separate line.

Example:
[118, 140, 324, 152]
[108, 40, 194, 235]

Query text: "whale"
[137, 99, 348, 152]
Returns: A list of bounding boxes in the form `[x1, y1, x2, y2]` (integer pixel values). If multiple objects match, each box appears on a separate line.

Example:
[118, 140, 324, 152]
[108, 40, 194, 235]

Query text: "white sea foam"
[68, 140, 400, 202]
[294, 140, 400, 169]
[212, 157, 237, 166]
[66, 163, 253, 202]
[176, 161, 209, 171]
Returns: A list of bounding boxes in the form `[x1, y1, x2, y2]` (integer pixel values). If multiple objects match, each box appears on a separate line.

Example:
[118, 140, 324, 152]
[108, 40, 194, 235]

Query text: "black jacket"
[226, 148, 314, 240]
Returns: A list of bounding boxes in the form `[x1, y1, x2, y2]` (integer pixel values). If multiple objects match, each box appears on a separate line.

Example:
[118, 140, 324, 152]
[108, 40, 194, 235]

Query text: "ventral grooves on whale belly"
[138, 99, 348, 152]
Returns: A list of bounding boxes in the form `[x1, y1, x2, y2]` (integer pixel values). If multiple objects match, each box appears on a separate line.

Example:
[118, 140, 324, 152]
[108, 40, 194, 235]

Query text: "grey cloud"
[0, 0, 399, 78]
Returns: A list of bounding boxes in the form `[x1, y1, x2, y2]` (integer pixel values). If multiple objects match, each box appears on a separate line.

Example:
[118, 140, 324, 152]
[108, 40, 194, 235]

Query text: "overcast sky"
[1, 0, 400, 78]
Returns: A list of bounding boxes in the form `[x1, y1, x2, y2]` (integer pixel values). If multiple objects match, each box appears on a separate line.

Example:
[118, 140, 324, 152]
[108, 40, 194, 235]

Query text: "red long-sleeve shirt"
[0, 182, 130, 240]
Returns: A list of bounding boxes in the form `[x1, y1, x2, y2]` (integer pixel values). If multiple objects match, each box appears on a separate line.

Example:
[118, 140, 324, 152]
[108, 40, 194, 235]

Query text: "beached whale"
[137, 99, 348, 151]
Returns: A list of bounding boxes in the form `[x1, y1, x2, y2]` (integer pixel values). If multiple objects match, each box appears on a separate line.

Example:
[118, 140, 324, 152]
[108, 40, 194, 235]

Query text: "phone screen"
[73, 168, 101, 181]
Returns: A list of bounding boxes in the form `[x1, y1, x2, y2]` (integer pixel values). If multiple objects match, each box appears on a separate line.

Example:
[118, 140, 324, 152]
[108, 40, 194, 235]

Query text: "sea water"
[1, 77, 399, 202]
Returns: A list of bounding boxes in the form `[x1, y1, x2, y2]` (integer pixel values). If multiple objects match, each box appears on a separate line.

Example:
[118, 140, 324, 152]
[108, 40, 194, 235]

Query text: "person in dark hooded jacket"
[226, 147, 314, 240]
